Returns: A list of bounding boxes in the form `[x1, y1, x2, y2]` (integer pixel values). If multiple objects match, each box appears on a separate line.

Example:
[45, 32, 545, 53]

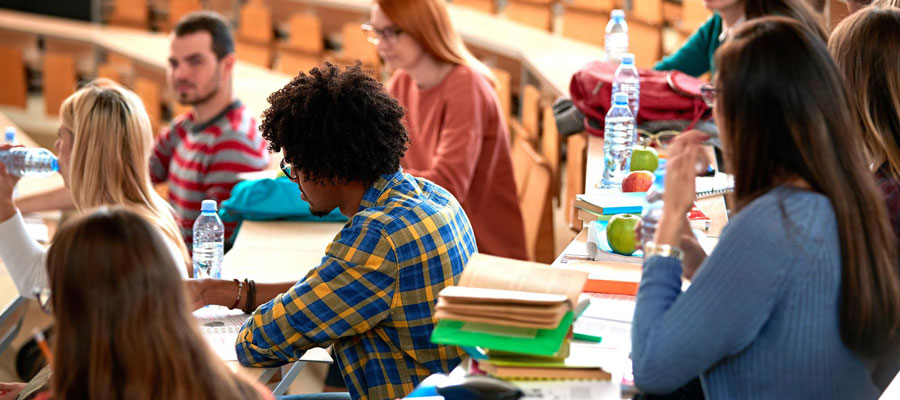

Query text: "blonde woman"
[365, 0, 528, 260]
[0, 79, 190, 298]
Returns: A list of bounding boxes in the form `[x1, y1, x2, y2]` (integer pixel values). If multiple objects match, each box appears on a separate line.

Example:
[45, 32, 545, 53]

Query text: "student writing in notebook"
[633, 17, 900, 398]
[189, 63, 477, 400]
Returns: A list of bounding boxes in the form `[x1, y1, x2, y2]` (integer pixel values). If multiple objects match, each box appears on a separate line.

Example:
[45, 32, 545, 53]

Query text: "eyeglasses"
[700, 83, 719, 108]
[360, 23, 404, 45]
[280, 158, 298, 180]
[638, 129, 680, 149]
[33, 287, 52, 314]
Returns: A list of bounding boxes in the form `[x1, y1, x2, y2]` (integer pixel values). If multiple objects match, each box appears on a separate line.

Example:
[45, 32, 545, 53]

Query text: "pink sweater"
[389, 64, 527, 260]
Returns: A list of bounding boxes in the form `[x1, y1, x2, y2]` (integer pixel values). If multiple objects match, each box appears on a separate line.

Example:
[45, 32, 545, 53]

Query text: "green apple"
[630, 146, 659, 172]
[606, 214, 641, 255]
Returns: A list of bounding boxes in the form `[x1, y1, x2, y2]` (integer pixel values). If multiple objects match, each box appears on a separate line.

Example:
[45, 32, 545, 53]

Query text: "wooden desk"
[221, 219, 344, 391]
[0, 9, 293, 125]
[272, 0, 603, 97]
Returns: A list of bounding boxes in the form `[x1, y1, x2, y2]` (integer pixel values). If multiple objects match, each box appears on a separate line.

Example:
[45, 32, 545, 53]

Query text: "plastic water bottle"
[640, 173, 665, 249]
[605, 9, 629, 64]
[192, 199, 224, 279]
[612, 53, 640, 137]
[0, 148, 59, 178]
[601, 93, 635, 188]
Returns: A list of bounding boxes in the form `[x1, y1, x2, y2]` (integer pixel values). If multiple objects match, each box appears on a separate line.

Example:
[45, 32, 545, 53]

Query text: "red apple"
[622, 170, 654, 192]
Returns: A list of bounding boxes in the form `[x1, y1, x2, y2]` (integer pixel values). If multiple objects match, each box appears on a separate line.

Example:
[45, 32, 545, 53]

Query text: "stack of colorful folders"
[431, 254, 611, 380]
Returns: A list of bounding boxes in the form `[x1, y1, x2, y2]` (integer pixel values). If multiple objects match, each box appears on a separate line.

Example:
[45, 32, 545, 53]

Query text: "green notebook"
[431, 311, 573, 357]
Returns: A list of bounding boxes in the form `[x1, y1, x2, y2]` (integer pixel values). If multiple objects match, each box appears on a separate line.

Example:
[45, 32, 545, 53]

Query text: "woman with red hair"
[364, 0, 528, 261]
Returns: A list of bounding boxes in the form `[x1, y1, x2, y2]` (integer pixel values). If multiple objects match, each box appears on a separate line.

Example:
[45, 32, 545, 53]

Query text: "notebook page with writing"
[194, 307, 249, 361]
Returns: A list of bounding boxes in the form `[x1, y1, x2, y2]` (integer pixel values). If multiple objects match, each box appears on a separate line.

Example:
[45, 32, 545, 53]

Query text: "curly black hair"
[260, 62, 409, 185]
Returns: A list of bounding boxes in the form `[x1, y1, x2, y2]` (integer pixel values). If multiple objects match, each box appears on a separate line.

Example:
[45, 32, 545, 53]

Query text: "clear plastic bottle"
[601, 93, 635, 188]
[0, 148, 59, 178]
[640, 172, 665, 249]
[192, 199, 224, 279]
[605, 9, 629, 64]
[611, 53, 640, 139]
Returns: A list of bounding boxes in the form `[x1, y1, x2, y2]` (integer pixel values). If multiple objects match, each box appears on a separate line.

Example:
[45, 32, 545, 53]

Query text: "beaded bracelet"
[228, 279, 244, 310]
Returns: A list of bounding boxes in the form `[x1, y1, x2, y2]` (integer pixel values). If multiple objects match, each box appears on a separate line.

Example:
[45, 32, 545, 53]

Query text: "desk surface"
[0, 9, 293, 124]
[223, 220, 344, 282]
[585, 134, 729, 238]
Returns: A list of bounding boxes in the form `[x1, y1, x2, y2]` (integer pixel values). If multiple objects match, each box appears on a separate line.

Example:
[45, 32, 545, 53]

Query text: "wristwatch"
[643, 241, 684, 261]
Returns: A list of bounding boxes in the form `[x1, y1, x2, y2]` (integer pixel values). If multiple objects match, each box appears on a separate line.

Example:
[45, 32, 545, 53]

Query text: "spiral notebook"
[695, 173, 735, 199]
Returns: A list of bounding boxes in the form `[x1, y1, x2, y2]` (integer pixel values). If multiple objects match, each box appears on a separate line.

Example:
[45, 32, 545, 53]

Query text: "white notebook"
[194, 306, 250, 361]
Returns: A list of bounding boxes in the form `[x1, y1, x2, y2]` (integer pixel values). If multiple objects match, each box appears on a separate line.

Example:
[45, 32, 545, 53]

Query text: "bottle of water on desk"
[612, 53, 640, 140]
[640, 173, 665, 249]
[601, 93, 635, 188]
[0, 148, 59, 178]
[193, 199, 224, 279]
[605, 9, 629, 64]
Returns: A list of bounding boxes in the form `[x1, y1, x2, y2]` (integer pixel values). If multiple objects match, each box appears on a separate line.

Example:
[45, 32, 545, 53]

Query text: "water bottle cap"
[613, 93, 629, 105]
[50, 158, 59, 172]
[201, 199, 218, 212]
[621, 53, 635, 64]
[4, 127, 14, 142]
[611, 9, 625, 19]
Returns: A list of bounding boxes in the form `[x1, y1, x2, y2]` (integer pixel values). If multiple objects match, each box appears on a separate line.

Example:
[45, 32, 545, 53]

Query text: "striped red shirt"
[150, 100, 269, 247]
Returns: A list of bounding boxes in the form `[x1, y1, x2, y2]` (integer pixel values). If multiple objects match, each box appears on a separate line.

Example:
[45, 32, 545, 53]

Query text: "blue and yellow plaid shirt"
[236, 171, 477, 400]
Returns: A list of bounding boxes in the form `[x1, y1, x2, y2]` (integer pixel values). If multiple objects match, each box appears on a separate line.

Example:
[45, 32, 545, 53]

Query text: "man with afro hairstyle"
[193, 62, 477, 400]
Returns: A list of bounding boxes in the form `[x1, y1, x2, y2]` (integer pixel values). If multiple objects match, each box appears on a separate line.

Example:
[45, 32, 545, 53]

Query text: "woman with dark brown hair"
[41, 207, 271, 400]
[632, 17, 900, 398]
[829, 6, 900, 237]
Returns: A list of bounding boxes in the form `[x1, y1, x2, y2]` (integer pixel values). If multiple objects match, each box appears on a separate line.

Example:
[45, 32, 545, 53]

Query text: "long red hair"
[375, 0, 496, 86]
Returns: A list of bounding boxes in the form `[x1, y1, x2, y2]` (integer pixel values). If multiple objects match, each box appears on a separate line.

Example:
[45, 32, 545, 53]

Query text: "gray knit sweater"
[632, 186, 900, 399]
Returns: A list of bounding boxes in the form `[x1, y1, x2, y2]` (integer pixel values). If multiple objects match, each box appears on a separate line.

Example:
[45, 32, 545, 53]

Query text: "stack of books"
[431, 254, 611, 380]
[574, 190, 645, 223]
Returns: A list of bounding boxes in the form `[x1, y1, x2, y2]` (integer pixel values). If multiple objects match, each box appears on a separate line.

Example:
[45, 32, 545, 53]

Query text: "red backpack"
[569, 61, 712, 137]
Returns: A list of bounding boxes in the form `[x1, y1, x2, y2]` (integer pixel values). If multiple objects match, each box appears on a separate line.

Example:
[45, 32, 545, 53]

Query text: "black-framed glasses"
[360, 23, 404, 45]
[700, 83, 718, 108]
[33, 287, 52, 314]
[280, 158, 297, 180]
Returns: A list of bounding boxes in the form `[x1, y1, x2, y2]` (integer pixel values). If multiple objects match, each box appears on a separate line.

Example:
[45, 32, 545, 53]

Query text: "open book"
[431, 254, 589, 357]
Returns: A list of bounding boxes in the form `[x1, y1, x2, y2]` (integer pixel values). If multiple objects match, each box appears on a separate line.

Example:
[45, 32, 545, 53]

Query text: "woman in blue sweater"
[633, 16, 900, 399]
[654, 0, 827, 77]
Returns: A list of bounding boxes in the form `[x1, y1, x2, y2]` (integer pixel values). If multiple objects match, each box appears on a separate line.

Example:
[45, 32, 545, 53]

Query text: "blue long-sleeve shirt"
[632, 186, 900, 399]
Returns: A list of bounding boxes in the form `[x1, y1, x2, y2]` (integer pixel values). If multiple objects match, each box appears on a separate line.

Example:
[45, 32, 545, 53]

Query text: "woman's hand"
[0, 382, 26, 400]
[653, 131, 710, 246]
[0, 144, 23, 222]
[677, 216, 708, 280]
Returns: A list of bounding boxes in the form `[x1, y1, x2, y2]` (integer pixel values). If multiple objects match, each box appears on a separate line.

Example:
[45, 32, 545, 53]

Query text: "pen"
[34, 329, 53, 365]
[573, 332, 603, 343]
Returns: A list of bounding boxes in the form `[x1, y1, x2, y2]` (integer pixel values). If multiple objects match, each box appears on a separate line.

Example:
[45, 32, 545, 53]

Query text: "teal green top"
[654, 14, 723, 77]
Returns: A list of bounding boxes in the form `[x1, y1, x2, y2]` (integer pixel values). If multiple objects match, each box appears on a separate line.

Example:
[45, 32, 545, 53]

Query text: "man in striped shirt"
[189, 63, 477, 400]
[151, 11, 269, 247]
